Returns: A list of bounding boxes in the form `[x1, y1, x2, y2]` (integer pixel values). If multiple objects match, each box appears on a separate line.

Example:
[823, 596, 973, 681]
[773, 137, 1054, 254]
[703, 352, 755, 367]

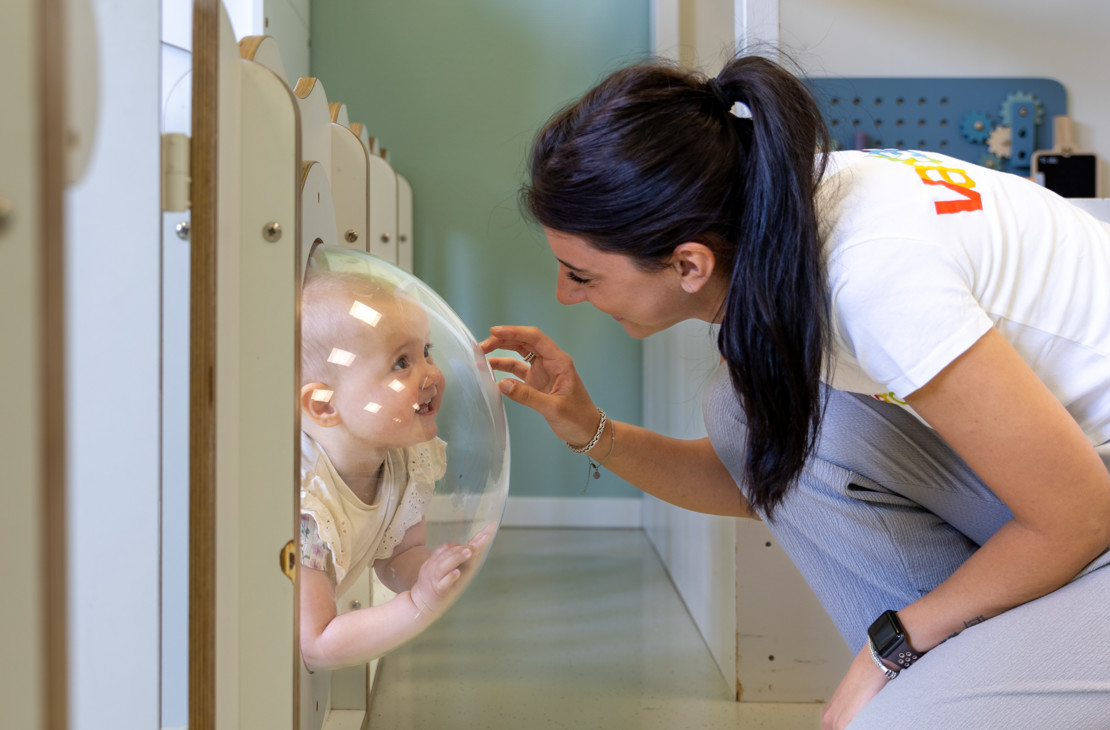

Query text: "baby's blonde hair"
[300, 270, 400, 386]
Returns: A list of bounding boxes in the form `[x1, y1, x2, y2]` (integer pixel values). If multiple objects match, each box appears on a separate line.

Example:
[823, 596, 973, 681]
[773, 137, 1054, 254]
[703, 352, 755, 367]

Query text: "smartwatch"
[867, 609, 921, 672]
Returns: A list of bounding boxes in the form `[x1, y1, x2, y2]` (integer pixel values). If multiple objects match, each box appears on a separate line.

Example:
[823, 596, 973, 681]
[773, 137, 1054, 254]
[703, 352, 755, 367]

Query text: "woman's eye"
[565, 270, 591, 285]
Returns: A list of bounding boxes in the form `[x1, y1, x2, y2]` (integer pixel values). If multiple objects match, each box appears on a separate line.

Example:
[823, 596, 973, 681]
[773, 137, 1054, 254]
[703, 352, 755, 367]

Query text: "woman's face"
[546, 228, 711, 338]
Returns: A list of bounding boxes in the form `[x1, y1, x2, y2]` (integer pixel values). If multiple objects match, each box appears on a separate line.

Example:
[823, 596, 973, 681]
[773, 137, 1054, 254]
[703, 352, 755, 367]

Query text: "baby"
[298, 269, 487, 671]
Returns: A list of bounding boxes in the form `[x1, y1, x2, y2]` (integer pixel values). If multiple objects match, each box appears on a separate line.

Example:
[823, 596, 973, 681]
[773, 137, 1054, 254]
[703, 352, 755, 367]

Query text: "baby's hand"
[408, 542, 472, 616]
[466, 522, 496, 560]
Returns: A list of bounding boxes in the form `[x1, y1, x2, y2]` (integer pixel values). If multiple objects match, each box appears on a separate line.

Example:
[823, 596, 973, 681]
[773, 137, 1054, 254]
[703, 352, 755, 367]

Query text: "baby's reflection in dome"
[298, 269, 490, 672]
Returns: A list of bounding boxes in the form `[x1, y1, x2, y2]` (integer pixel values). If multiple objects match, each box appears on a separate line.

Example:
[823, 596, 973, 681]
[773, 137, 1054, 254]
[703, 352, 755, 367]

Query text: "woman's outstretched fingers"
[482, 324, 559, 360]
[496, 372, 546, 408]
[487, 356, 530, 379]
[482, 323, 606, 446]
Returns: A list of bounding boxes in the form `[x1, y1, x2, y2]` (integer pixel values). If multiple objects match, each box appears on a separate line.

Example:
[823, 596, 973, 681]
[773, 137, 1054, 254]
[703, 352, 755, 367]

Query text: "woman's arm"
[481, 325, 754, 518]
[823, 328, 1110, 728]
[583, 420, 755, 518]
[900, 328, 1110, 650]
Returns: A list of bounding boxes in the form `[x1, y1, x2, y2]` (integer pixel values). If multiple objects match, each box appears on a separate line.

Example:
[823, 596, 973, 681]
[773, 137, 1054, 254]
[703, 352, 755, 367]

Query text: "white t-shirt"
[820, 149, 1110, 446]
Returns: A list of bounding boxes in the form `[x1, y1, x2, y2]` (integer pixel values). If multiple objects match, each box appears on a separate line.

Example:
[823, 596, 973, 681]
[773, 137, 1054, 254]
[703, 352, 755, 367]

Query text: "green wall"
[310, 0, 651, 499]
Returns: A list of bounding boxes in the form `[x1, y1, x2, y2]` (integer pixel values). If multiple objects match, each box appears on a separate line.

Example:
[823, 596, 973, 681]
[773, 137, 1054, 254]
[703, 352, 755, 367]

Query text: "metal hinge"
[161, 133, 191, 212]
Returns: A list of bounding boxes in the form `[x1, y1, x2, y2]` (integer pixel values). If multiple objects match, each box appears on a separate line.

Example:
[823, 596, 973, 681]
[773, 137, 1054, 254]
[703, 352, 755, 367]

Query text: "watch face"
[868, 611, 904, 656]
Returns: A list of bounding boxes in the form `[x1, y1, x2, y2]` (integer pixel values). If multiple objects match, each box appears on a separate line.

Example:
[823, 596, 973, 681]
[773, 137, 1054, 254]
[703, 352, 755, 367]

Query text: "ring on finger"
[523, 351, 536, 364]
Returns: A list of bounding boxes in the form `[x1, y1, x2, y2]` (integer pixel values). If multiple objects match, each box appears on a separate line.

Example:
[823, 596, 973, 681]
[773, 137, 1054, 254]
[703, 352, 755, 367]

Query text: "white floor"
[369, 528, 825, 729]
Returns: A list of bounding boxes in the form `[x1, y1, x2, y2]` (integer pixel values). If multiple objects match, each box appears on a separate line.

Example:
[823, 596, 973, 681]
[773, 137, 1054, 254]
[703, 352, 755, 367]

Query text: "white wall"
[67, 1, 162, 728]
[781, 0, 1110, 196]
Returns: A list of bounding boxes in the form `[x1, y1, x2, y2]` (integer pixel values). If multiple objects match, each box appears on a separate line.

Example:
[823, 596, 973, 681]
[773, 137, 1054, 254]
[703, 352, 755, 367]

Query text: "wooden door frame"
[189, 0, 220, 727]
[40, 0, 68, 725]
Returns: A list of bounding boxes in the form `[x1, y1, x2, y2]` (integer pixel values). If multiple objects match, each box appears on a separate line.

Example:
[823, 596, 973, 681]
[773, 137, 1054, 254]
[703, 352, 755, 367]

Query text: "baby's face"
[329, 295, 445, 449]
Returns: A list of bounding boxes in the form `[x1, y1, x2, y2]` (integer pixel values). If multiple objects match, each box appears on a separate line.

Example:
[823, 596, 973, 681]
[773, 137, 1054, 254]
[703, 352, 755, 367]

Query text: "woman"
[479, 53, 1110, 728]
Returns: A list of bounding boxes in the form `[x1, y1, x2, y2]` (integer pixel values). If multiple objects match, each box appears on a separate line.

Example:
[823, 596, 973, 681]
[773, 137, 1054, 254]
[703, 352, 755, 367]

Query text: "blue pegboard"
[802, 78, 1067, 174]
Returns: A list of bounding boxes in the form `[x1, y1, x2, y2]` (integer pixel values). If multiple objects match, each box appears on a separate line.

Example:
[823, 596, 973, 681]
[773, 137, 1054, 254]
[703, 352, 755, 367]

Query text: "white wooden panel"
[240, 33, 290, 86]
[161, 207, 192, 730]
[300, 660, 331, 730]
[651, 0, 681, 58]
[224, 0, 264, 43]
[1071, 199, 1110, 222]
[735, 0, 779, 52]
[212, 3, 246, 727]
[329, 576, 372, 717]
[160, 38, 193, 730]
[367, 153, 399, 264]
[262, 0, 309, 87]
[646, 0, 849, 702]
[0, 0, 46, 726]
[350, 122, 372, 157]
[329, 124, 370, 253]
[734, 521, 852, 701]
[302, 161, 340, 264]
[396, 173, 414, 272]
[690, 0, 735, 71]
[65, 0, 98, 184]
[163, 0, 193, 51]
[295, 78, 333, 171]
[237, 51, 300, 730]
[641, 320, 737, 692]
[330, 101, 350, 127]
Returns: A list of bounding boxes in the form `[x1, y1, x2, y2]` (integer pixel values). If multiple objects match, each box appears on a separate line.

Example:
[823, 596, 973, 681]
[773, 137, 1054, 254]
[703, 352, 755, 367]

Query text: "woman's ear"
[671, 242, 717, 293]
[301, 382, 341, 428]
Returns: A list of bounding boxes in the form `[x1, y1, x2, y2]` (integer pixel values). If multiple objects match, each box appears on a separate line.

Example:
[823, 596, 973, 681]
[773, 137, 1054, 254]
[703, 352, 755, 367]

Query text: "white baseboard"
[322, 710, 365, 730]
[501, 496, 642, 528]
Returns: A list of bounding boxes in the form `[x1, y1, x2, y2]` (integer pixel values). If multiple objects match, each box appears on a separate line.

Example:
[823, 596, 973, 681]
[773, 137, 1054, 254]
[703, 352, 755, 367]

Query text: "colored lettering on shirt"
[866, 149, 984, 216]
[872, 392, 908, 406]
[914, 166, 983, 214]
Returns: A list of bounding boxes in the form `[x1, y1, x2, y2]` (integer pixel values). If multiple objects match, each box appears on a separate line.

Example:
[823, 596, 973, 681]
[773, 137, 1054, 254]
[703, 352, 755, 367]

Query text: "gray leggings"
[703, 373, 1110, 728]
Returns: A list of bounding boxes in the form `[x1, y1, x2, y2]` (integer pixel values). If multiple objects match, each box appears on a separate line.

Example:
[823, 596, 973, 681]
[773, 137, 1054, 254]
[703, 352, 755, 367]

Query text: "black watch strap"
[867, 609, 922, 671]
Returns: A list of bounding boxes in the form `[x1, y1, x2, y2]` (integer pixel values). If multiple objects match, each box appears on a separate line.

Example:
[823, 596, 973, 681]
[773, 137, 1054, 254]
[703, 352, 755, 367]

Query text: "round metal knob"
[263, 222, 283, 242]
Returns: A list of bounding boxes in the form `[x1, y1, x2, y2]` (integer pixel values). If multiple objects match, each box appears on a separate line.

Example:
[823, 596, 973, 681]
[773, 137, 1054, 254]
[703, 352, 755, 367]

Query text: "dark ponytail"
[523, 53, 831, 519]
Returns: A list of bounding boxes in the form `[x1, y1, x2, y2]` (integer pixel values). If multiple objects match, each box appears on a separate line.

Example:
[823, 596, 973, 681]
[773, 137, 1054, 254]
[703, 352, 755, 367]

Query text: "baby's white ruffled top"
[299, 431, 446, 598]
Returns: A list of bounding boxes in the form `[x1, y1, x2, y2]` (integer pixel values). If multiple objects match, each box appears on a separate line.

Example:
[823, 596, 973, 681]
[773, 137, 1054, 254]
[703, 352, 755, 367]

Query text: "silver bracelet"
[581, 420, 616, 494]
[566, 408, 606, 454]
[867, 638, 899, 680]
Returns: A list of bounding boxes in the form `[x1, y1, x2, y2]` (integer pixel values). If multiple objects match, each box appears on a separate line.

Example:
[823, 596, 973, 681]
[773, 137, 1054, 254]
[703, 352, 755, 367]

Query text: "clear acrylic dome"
[300, 244, 509, 612]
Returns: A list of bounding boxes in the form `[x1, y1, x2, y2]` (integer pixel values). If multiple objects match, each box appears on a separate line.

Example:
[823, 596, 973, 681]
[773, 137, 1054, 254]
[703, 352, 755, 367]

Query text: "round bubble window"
[298, 244, 508, 670]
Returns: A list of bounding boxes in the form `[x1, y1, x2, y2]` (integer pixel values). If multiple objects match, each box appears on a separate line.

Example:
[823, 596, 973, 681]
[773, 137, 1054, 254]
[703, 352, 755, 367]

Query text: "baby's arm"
[376, 519, 496, 593]
[373, 518, 432, 593]
[298, 540, 473, 672]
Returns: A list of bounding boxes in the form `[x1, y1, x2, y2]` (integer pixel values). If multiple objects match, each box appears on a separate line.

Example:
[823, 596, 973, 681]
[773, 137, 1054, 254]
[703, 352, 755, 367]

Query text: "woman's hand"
[480, 324, 603, 447]
[821, 644, 891, 729]
[482, 325, 754, 518]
